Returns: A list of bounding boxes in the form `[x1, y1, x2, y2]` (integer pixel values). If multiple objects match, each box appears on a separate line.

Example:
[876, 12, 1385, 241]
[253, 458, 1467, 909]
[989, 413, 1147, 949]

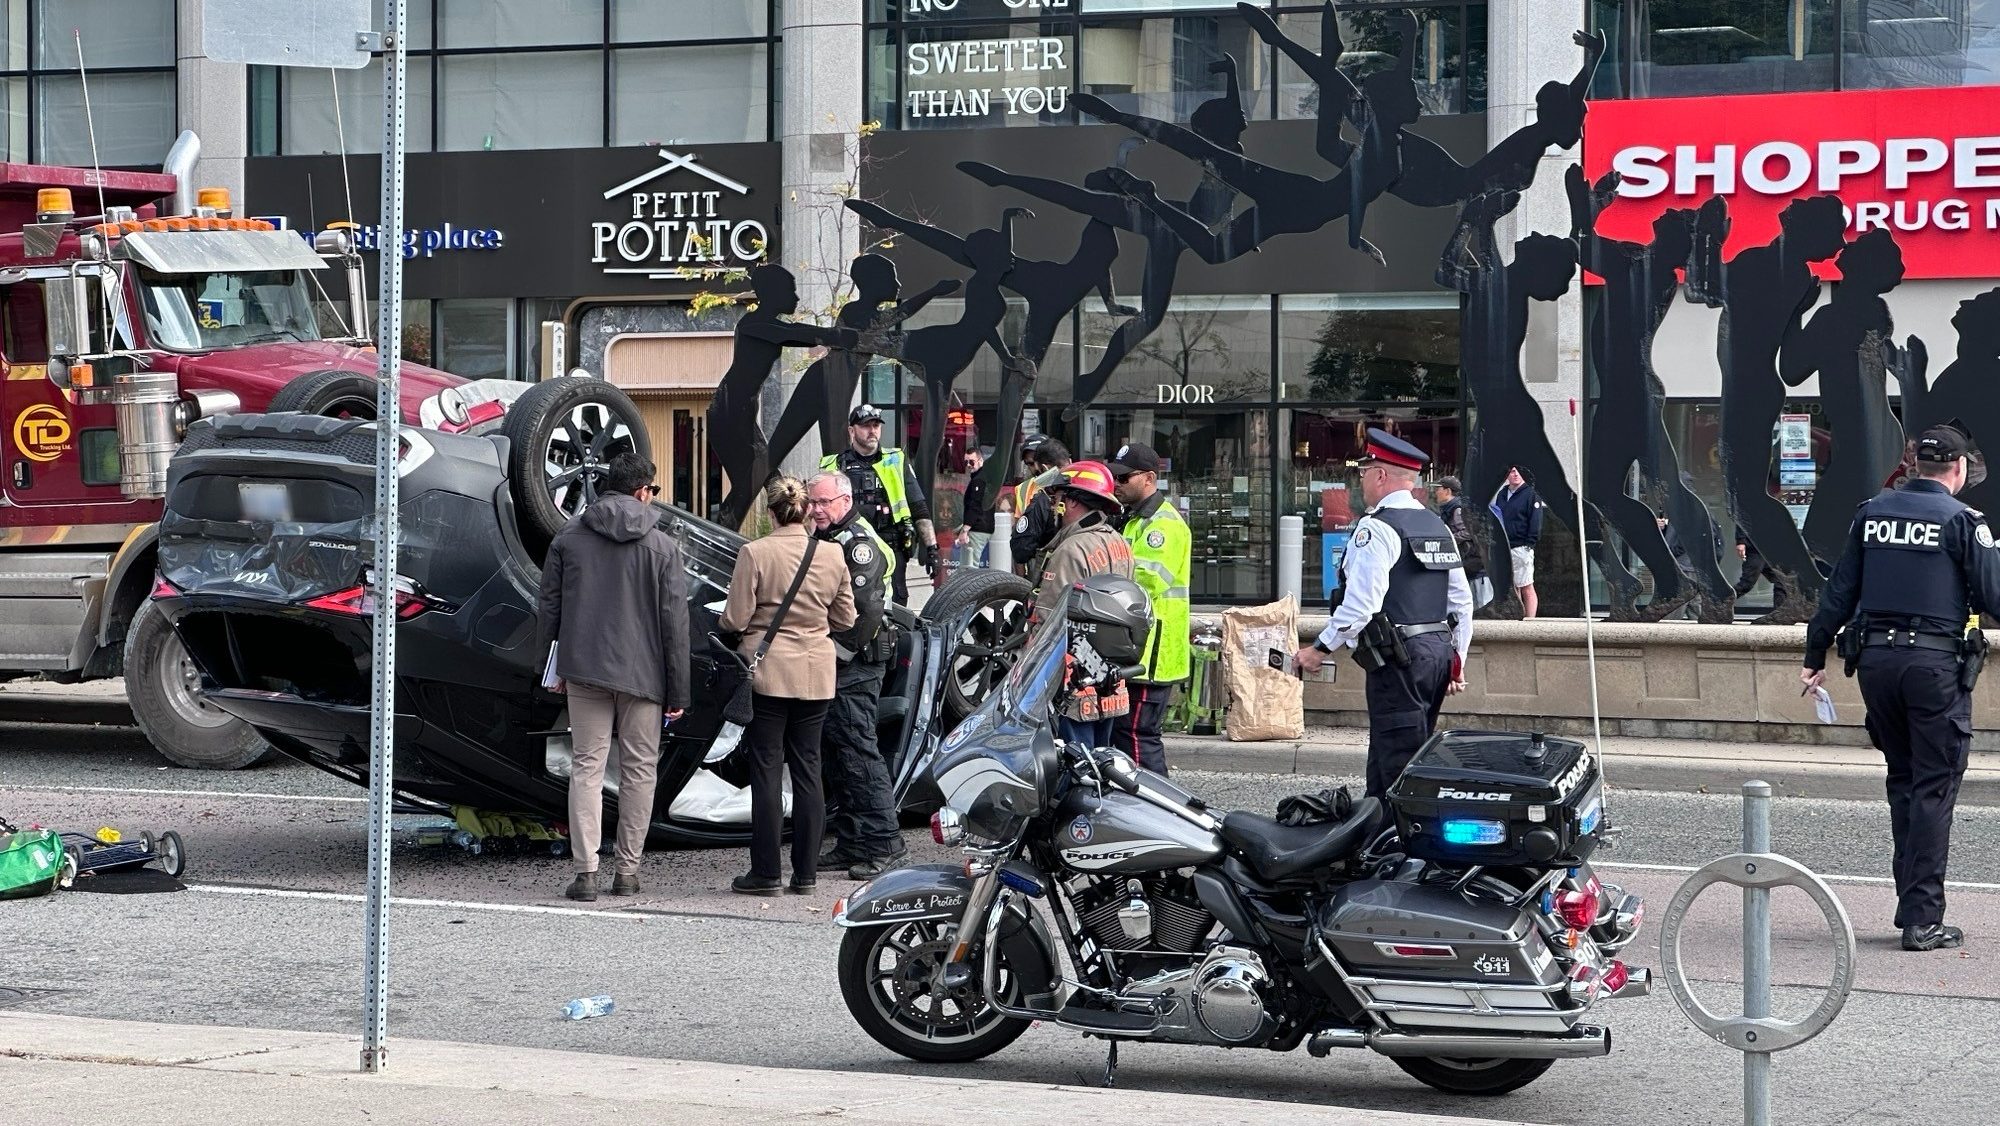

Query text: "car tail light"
[152, 577, 179, 599]
[1555, 887, 1601, 930]
[305, 579, 451, 621]
[931, 807, 965, 846]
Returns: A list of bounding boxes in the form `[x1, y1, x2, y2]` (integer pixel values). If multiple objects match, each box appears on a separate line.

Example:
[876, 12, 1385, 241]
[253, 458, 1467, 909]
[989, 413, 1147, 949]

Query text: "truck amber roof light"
[141, 219, 169, 232]
[118, 220, 142, 233]
[36, 188, 73, 220]
[196, 187, 232, 216]
[165, 218, 190, 231]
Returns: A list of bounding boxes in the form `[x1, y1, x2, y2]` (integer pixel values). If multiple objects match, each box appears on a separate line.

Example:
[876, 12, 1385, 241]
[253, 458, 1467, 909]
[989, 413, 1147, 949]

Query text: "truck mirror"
[43, 276, 92, 358]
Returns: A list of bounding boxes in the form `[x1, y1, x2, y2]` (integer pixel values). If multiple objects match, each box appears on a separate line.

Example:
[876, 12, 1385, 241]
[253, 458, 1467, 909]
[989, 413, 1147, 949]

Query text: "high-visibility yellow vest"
[1013, 465, 1061, 516]
[821, 448, 912, 526]
[1124, 495, 1191, 684]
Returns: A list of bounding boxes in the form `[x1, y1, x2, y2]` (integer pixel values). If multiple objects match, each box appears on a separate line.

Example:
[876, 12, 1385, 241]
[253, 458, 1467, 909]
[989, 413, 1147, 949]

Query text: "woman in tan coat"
[719, 476, 857, 895]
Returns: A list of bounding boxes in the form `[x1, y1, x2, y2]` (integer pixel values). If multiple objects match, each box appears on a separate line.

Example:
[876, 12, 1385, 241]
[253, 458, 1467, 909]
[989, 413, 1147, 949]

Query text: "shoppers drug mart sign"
[1584, 86, 2000, 280]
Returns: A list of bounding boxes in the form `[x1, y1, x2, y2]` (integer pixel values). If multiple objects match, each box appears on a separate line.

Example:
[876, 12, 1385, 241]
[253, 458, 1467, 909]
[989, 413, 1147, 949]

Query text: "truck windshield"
[137, 268, 323, 352]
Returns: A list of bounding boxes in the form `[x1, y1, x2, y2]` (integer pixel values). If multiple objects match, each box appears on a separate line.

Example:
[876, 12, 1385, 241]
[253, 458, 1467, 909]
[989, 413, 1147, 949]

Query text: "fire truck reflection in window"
[137, 268, 322, 352]
[80, 429, 120, 487]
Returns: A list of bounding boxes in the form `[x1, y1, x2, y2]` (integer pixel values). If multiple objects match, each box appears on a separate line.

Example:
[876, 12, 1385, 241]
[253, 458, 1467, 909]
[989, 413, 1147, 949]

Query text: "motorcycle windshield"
[997, 600, 1068, 725]
[928, 600, 1069, 839]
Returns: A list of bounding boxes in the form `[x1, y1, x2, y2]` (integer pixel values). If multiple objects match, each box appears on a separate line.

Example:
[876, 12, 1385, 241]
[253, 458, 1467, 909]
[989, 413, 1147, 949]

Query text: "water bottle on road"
[561, 995, 614, 1020]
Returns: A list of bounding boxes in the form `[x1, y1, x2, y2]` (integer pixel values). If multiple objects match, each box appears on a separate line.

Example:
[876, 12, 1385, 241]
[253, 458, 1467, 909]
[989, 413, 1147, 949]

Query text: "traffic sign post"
[1658, 781, 1857, 1126]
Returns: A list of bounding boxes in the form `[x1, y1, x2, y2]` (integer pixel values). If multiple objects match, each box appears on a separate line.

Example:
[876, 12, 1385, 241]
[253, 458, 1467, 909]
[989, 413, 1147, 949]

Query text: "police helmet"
[1064, 574, 1154, 669]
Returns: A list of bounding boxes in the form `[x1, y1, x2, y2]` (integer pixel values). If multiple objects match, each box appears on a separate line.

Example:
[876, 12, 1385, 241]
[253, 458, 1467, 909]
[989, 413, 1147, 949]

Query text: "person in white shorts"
[1492, 465, 1544, 618]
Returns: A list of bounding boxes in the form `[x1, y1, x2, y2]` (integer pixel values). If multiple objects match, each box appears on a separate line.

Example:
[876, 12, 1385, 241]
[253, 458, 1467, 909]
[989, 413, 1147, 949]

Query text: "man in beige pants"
[537, 453, 691, 901]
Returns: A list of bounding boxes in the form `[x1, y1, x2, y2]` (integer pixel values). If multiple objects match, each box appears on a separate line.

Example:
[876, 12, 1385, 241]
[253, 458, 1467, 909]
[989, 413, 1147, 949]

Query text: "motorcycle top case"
[1387, 729, 1602, 869]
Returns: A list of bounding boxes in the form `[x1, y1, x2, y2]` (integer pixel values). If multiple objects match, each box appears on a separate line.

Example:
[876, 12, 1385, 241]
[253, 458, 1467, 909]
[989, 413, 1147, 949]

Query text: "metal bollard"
[1658, 780, 1856, 1126]
[1277, 515, 1303, 604]
[988, 528, 1012, 574]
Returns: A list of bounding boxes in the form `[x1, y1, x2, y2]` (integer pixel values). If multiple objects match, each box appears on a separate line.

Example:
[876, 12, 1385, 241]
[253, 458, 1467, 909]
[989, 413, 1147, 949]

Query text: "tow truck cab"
[0, 130, 467, 770]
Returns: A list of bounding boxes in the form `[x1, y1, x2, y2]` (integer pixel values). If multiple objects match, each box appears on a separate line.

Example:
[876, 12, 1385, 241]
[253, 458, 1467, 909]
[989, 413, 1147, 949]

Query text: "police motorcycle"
[832, 576, 1649, 1096]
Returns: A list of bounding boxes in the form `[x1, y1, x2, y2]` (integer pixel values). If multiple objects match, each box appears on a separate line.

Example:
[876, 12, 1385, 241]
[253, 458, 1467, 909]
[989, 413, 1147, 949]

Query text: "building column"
[177, 1, 249, 205]
[775, 0, 865, 478]
[1486, 0, 1589, 469]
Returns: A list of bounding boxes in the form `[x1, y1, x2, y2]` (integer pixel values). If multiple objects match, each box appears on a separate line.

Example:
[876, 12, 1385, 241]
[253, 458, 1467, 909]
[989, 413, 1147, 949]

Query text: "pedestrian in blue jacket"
[1490, 466, 1545, 618]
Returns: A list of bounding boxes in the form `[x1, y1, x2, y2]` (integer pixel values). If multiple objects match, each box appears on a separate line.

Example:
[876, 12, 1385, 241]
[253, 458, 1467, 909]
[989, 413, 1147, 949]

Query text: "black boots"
[1902, 923, 1965, 951]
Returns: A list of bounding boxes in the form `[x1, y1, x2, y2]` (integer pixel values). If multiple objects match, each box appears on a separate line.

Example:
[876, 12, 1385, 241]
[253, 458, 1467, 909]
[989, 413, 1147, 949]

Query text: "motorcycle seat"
[1219, 798, 1388, 884]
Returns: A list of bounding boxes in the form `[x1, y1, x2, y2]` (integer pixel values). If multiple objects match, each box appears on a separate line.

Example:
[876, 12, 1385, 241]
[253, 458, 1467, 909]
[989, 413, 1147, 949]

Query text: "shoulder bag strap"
[748, 538, 818, 673]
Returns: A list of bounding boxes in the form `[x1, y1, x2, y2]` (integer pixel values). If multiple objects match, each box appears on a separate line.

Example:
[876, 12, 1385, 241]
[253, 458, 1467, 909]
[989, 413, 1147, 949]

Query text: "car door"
[0, 272, 135, 513]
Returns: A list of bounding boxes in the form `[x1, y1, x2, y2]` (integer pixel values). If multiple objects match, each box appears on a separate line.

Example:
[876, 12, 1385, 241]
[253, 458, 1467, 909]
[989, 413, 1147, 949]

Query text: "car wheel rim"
[949, 599, 1028, 706]
[158, 632, 233, 730]
[865, 921, 1011, 1046]
[543, 402, 638, 520]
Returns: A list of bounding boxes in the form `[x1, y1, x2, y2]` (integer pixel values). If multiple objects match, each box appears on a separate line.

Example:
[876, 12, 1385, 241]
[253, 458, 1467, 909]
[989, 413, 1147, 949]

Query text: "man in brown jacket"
[538, 453, 691, 902]
[1029, 461, 1136, 747]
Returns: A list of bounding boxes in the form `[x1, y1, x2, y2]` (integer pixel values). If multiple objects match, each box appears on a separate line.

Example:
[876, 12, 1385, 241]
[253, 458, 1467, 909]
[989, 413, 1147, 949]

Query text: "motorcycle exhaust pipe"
[1310, 1024, 1611, 1060]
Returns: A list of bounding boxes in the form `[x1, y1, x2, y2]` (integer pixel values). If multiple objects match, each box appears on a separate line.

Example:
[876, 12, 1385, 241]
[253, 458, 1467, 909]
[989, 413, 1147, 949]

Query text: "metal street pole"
[1741, 780, 1774, 1126]
[361, 0, 409, 1075]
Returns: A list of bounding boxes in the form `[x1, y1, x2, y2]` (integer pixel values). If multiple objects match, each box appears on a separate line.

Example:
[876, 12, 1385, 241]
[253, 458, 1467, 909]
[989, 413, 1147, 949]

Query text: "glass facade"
[1591, 0, 2000, 97]
[0, 0, 177, 164]
[879, 292, 1463, 601]
[250, 0, 777, 154]
[869, 1, 1488, 129]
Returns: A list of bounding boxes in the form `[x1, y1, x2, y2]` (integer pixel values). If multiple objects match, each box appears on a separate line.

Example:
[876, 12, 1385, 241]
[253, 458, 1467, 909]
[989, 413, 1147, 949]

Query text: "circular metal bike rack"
[1658, 850, 1857, 1053]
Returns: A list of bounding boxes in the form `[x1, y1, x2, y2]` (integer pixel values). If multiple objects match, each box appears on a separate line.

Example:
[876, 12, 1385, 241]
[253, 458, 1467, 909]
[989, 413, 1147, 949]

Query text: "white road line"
[1598, 860, 2000, 892]
[21, 784, 367, 804]
[187, 883, 647, 921]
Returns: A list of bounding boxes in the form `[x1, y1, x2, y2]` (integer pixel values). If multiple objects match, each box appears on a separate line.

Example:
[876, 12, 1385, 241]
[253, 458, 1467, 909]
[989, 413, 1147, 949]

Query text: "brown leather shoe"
[611, 873, 640, 897]
[564, 873, 598, 902]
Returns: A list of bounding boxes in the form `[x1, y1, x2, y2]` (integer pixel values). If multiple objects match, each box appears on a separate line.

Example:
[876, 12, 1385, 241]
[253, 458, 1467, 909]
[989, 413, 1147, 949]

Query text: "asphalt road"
[4, 721, 1998, 1126]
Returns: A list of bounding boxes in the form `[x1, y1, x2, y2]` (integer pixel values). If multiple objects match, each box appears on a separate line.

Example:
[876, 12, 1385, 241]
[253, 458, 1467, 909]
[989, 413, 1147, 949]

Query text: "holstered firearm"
[1353, 613, 1410, 673]
[1835, 624, 1863, 678]
[1961, 628, 1989, 693]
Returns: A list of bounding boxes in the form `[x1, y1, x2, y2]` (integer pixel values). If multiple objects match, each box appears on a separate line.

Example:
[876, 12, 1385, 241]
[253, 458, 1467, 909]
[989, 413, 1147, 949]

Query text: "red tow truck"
[0, 133, 471, 769]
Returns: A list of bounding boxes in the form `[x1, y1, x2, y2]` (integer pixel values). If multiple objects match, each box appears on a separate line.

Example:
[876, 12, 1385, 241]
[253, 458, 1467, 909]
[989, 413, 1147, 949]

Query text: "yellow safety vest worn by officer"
[1014, 465, 1062, 520]
[1123, 490, 1192, 684]
[821, 447, 912, 526]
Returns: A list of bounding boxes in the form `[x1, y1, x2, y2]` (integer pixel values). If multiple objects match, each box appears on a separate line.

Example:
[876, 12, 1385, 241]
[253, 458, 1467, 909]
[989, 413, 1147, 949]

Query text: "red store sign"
[1582, 86, 2000, 281]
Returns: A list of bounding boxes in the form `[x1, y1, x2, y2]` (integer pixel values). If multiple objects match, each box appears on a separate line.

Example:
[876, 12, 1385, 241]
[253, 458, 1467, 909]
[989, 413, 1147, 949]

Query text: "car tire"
[125, 598, 274, 770]
[267, 370, 381, 419]
[918, 568, 1034, 729]
[502, 377, 651, 552]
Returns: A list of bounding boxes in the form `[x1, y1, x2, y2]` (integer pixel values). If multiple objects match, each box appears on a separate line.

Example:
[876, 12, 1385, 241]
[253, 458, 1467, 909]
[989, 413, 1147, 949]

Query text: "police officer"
[1802, 424, 2000, 951]
[1107, 442, 1190, 774]
[1294, 430, 1474, 798]
[821, 404, 936, 605]
[805, 471, 907, 879]
[1010, 434, 1072, 567]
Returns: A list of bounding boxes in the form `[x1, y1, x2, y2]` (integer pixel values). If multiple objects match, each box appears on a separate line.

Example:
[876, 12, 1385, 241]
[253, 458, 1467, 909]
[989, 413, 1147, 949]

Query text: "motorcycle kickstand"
[1101, 1038, 1119, 1089]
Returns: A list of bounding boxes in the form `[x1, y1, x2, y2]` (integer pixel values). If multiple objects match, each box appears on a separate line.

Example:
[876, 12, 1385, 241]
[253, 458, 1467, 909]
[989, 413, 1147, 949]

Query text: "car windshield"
[138, 268, 322, 351]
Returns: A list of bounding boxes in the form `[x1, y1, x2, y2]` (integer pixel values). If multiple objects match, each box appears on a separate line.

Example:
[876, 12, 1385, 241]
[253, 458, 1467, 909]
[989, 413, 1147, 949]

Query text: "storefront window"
[520, 297, 575, 380]
[1283, 406, 1463, 602]
[1276, 4, 1473, 118]
[439, 0, 602, 49]
[439, 51, 603, 152]
[438, 298, 514, 380]
[276, 58, 435, 157]
[1278, 293, 1460, 403]
[1842, 0, 2000, 89]
[1079, 11, 1272, 123]
[614, 0, 768, 41]
[1593, 0, 1842, 97]
[893, 296, 1078, 408]
[612, 44, 770, 145]
[1077, 294, 1272, 403]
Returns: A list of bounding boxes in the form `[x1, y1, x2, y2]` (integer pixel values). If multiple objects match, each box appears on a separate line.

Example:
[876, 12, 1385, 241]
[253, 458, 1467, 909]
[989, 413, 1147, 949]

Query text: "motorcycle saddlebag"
[1387, 729, 1602, 869]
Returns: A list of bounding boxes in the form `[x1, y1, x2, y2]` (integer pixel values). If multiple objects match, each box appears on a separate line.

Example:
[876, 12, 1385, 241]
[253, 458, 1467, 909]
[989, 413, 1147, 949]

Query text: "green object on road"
[0, 819, 66, 899]
[1165, 643, 1226, 735]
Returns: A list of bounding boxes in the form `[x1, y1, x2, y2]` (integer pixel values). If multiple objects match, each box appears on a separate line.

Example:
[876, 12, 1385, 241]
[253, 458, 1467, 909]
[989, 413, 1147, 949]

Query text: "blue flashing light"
[1441, 818, 1507, 846]
[1579, 800, 1603, 836]
[998, 867, 1046, 898]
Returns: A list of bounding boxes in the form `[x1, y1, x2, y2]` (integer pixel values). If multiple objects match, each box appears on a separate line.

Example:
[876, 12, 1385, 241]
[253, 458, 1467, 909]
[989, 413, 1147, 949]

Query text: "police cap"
[1105, 442, 1162, 477]
[1917, 422, 1975, 462]
[849, 404, 884, 425]
[1354, 427, 1429, 472]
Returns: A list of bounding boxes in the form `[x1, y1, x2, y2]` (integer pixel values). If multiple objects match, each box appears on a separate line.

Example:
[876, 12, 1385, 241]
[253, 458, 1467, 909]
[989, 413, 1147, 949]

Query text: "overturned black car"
[151, 397, 1033, 845]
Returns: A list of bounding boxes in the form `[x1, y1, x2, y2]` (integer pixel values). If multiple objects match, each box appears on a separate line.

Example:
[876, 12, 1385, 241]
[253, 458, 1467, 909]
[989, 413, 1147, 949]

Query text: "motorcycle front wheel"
[1392, 1055, 1555, 1096]
[838, 920, 1032, 1063]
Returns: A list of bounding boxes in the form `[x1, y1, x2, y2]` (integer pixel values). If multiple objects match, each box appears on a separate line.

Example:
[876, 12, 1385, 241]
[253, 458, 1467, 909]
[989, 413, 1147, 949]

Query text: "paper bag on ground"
[1221, 597, 1305, 741]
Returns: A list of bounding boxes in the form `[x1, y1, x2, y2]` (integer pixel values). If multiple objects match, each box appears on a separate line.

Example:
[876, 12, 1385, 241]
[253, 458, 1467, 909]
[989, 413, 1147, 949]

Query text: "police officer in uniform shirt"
[1294, 430, 1474, 798]
[1802, 424, 2000, 951]
[821, 404, 936, 605]
[806, 471, 907, 879]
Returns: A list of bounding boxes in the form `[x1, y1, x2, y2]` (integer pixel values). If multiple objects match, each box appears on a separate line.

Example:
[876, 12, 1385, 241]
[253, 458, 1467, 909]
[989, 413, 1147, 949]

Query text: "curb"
[0, 691, 136, 727]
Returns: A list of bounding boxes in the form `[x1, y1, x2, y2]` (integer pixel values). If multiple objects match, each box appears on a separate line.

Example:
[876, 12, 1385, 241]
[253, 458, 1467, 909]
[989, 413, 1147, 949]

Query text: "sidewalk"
[0, 1012, 1533, 1126]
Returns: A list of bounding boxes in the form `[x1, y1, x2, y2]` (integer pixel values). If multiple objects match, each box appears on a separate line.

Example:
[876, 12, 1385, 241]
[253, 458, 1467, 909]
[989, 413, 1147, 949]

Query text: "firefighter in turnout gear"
[1108, 442, 1190, 775]
[1803, 423, 2000, 951]
[821, 404, 936, 605]
[1295, 429, 1474, 798]
[806, 471, 908, 880]
[1029, 460, 1136, 749]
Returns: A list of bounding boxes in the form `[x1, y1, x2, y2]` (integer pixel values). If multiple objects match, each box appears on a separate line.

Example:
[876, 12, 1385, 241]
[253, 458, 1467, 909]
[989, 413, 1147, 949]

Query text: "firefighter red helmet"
[1055, 460, 1120, 507]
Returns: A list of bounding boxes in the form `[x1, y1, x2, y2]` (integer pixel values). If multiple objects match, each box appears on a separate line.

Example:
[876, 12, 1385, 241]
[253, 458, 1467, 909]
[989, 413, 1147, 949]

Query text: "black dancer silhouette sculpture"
[765, 254, 959, 473]
[1903, 287, 2000, 519]
[1714, 195, 1847, 622]
[959, 55, 1249, 422]
[1782, 227, 1913, 562]
[845, 194, 1127, 503]
[1449, 191, 1643, 618]
[1568, 167, 1733, 621]
[708, 264, 856, 530]
[843, 200, 1031, 510]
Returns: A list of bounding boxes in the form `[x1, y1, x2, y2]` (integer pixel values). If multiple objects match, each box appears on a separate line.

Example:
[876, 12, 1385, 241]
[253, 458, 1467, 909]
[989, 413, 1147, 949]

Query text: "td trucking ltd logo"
[13, 404, 70, 462]
[590, 148, 769, 281]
